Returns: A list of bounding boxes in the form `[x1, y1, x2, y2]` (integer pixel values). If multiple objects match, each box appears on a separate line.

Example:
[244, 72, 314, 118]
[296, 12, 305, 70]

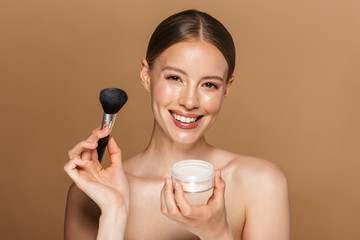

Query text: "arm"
[64, 183, 100, 240]
[97, 206, 128, 240]
[242, 164, 290, 240]
[65, 183, 128, 240]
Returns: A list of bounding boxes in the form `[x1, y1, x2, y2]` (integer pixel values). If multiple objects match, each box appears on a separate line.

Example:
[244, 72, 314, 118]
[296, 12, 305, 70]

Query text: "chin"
[171, 132, 203, 145]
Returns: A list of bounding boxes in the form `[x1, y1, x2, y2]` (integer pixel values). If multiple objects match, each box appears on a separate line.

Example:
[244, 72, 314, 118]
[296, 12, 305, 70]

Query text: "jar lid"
[171, 160, 215, 183]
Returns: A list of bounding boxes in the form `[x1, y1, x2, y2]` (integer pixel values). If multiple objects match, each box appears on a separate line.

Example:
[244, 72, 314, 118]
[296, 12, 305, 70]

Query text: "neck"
[141, 121, 214, 177]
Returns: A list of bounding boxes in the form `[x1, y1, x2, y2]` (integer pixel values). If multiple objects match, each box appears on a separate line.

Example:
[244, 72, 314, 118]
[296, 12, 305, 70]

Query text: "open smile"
[169, 110, 204, 129]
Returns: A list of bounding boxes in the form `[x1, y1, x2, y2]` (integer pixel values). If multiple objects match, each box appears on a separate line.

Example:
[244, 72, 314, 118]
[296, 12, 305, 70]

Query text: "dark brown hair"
[146, 9, 236, 80]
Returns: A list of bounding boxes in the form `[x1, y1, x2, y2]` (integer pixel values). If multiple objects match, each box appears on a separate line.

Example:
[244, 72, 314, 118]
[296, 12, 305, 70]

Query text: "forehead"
[153, 40, 228, 78]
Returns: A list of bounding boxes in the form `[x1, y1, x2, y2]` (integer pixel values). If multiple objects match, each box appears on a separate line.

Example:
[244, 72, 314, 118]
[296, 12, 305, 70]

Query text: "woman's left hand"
[160, 170, 233, 240]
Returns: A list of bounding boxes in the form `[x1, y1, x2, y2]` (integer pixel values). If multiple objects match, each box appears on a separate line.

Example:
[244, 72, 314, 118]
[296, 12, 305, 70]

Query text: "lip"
[169, 110, 203, 129]
[169, 109, 202, 118]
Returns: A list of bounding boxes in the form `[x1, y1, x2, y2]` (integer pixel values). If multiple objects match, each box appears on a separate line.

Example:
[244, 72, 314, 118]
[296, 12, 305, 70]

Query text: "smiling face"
[141, 39, 233, 144]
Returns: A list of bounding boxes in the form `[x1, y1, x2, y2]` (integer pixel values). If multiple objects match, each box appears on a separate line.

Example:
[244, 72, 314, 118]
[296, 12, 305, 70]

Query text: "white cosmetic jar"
[171, 160, 215, 205]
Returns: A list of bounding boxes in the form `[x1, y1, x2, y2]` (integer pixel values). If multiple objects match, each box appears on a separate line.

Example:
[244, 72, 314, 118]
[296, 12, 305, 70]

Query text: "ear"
[140, 59, 151, 92]
[223, 75, 234, 98]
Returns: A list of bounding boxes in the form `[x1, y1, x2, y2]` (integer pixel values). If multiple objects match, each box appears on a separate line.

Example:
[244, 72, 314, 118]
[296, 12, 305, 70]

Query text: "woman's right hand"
[64, 126, 129, 215]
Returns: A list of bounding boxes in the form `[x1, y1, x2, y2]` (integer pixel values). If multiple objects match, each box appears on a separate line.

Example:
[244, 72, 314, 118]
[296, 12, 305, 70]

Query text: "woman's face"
[141, 39, 233, 144]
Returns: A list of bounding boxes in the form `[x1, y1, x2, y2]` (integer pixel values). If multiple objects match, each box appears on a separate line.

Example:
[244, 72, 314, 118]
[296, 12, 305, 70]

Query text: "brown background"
[0, 0, 359, 239]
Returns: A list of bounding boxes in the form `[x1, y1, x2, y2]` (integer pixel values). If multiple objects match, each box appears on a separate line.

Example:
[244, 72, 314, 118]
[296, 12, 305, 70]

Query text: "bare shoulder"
[64, 183, 100, 240]
[215, 150, 290, 239]
[213, 149, 288, 197]
[66, 182, 99, 210]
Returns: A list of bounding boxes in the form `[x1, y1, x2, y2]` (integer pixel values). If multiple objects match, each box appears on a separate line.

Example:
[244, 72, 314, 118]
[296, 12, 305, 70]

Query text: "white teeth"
[171, 112, 197, 123]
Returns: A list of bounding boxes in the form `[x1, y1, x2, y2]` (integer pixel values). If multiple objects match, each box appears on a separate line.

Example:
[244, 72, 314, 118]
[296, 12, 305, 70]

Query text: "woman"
[64, 9, 290, 240]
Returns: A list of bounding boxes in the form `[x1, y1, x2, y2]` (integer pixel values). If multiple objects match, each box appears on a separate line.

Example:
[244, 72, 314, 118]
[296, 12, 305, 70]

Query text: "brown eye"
[203, 82, 218, 89]
[166, 75, 181, 81]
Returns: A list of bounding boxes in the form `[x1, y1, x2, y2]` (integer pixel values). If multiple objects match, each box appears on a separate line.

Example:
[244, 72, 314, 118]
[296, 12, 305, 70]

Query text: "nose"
[178, 84, 200, 110]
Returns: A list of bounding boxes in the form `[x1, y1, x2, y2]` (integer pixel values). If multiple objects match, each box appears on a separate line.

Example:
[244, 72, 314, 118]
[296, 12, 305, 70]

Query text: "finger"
[160, 182, 168, 215]
[84, 152, 103, 173]
[86, 127, 111, 142]
[208, 170, 226, 206]
[64, 157, 89, 183]
[163, 178, 181, 217]
[91, 124, 102, 134]
[82, 149, 95, 162]
[68, 140, 98, 159]
[83, 127, 110, 160]
[107, 136, 122, 169]
[173, 181, 200, 218]
[66, 155, 103, 186]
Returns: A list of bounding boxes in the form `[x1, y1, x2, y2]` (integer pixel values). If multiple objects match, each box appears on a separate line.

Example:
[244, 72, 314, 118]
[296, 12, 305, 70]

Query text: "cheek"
[201, 92, 223, 114]
[151, 81, 177, 105]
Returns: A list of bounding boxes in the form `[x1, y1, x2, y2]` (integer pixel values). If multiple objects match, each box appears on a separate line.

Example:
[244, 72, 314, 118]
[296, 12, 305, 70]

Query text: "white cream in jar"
[171, 160, 215, 205]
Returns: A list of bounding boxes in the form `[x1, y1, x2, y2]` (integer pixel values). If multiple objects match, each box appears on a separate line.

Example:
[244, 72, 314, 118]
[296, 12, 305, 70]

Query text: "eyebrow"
[162, 66, 186, 75]
[202, 75, 224, 82]
[161, 66, 224, 82]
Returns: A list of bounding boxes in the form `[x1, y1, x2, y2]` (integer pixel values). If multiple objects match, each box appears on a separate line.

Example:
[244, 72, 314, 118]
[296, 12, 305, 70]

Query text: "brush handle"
[97, 135, 110, 163]
[97, 113, 116, 163]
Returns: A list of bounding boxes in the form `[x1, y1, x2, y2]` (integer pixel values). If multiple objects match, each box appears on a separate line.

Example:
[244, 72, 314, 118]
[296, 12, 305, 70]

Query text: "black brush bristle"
[99, 88, 128, 114]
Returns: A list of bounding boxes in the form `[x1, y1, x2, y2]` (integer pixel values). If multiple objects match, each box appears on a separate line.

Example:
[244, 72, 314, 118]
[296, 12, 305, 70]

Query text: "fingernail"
[174, 182, 179, 190]
[88, 140, 97, 144]
[165, 177, 170, 185]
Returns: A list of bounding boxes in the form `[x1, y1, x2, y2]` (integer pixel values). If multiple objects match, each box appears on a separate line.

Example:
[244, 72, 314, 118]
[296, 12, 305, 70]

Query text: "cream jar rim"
[171, 159, 215, 183]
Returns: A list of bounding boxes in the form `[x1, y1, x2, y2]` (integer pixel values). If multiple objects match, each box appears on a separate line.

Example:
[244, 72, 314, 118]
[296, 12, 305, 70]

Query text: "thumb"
[208, 170, 226, 205]
[107, 136, 122, 168]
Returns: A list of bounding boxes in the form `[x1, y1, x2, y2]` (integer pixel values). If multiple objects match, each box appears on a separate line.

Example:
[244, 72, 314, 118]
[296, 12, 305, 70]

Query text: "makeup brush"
[97, 88, 128, 162]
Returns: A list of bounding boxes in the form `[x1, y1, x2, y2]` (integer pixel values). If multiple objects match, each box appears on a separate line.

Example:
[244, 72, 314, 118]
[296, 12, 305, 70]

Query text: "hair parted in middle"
[146, 9, 236, 81]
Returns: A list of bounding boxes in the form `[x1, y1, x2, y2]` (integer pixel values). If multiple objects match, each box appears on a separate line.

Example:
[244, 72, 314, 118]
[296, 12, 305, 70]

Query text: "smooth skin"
[64, 40, 290, 240]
